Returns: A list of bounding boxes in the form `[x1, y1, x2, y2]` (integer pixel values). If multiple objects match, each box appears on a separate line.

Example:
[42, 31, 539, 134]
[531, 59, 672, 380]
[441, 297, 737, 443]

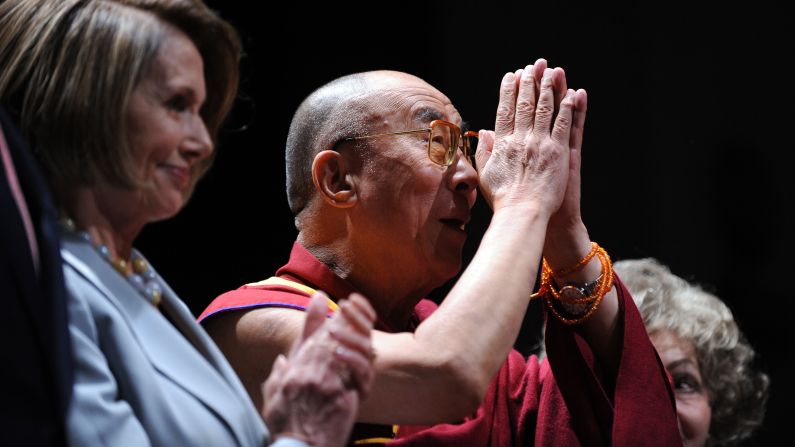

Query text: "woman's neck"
[62, 186, 147, 261]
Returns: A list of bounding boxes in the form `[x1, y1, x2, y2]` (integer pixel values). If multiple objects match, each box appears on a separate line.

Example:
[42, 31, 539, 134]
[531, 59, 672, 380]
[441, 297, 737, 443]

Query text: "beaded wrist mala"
[529, 242, 614, 325]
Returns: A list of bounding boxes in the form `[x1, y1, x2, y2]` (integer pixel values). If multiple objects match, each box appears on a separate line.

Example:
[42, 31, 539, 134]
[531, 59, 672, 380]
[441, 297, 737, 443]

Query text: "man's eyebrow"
[413, 107, 444, 123]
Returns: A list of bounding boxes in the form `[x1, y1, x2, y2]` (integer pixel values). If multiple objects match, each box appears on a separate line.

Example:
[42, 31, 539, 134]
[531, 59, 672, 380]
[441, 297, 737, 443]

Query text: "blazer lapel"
[155, 280, 266, 442]
[62, 238, 263, 444]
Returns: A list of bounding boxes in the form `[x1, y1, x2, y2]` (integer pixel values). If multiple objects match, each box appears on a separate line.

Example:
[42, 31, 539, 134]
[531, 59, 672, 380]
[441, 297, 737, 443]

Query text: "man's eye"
[430, 132, 451, 147]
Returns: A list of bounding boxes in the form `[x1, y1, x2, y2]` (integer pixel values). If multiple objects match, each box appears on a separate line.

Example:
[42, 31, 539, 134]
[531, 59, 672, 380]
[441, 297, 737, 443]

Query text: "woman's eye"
[674, 374, 702, 394]
[166, 95, 188, 112]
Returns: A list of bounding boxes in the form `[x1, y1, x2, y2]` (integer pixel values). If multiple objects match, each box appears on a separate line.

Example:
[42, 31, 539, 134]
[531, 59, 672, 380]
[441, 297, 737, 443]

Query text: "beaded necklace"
[61, 218, 163, 307]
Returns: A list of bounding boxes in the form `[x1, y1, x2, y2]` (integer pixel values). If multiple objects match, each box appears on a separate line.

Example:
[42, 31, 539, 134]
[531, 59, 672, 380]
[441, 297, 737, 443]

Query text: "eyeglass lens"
[429, 123, 454, 165]
[428, 122, 478, 167]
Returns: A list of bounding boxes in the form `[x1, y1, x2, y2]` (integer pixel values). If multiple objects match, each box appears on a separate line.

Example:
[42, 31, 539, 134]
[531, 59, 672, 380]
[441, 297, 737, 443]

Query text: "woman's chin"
[147, 200, 185, 223]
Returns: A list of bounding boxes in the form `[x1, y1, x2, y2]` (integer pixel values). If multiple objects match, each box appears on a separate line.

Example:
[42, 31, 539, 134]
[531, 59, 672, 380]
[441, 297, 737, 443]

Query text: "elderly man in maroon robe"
[200, 59, 682, 446]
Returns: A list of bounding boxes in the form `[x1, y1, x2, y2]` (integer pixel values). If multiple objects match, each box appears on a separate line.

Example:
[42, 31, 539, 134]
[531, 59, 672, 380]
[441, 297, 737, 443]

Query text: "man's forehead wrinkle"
[373, 87, 461, 125]
[344, 90, 395, 133]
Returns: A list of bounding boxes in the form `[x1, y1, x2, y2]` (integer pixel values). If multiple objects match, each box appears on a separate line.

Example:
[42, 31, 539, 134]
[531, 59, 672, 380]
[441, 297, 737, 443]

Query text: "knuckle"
[496, 104, 514, 118]
[539, 140, 563, 155]
[495, 116, 513, 130]
[535, 103, 553, 117]
[515, 99, 536, 115]
[551, 129, 567, 142]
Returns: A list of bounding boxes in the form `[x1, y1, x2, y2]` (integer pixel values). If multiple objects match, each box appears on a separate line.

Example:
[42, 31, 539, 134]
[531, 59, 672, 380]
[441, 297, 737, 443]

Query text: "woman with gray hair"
[615, 258, 769, 447]
[0, 0, 375, 445]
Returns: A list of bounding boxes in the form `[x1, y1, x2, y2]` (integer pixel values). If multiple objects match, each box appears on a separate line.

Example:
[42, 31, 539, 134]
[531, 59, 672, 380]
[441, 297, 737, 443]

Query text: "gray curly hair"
[615, 258, 769, 446]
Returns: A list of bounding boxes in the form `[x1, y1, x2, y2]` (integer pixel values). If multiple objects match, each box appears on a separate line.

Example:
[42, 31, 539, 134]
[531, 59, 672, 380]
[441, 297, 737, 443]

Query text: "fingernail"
[503, 72, 515, 83]
[543, 68, 552, 79]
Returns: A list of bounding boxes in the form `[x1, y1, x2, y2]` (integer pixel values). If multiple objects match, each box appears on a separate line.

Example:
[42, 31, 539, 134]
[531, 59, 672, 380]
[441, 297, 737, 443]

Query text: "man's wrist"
[543, 220, 592, 273]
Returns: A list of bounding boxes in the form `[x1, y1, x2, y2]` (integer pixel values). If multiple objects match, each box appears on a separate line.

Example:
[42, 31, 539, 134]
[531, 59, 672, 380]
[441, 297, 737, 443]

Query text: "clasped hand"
[476, 58, 587, 225]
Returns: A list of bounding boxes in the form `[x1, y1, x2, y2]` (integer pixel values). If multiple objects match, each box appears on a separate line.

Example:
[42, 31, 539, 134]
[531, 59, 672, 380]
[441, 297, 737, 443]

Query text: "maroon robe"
[199, 242, 681, 446]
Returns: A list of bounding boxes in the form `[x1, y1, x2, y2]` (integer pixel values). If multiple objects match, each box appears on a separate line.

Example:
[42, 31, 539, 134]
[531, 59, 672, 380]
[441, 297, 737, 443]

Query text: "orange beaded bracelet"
[528, 242, 614, 325]
[551, 241, 599, 277]
[543, 244, 614, 325]
[529, 241, 599, 301]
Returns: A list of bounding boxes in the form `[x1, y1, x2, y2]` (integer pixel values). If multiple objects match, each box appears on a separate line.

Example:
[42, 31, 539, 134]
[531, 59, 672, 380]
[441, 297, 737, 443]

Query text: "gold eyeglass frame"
[342, 119, 479, 167]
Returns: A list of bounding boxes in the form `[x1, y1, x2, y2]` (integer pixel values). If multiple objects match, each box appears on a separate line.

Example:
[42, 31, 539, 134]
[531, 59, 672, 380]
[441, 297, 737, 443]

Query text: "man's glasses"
[342, 119, 479, 167]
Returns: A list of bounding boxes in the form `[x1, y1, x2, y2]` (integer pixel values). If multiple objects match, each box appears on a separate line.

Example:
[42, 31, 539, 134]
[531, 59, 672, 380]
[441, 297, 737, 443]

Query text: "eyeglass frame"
[340, 119, 479, 167]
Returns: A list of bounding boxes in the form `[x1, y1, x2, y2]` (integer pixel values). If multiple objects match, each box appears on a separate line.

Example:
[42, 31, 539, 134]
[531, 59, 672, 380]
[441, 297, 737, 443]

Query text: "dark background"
[138, 2, 793, 444]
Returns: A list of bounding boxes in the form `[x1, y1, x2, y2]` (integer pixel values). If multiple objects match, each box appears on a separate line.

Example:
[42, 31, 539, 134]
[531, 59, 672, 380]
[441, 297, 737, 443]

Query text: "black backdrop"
[137, 2, 793, 444]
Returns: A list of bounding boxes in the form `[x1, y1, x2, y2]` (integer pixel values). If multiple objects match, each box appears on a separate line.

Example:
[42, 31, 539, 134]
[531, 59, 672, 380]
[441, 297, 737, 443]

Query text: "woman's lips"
[160, 164, 190, 188]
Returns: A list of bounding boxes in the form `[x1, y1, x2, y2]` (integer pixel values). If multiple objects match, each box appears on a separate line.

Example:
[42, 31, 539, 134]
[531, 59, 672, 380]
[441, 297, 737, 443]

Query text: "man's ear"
[311, 150, 357, 208]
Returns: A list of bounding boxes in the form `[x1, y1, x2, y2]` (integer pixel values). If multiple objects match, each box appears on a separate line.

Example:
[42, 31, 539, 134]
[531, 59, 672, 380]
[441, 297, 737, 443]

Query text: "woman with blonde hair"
[0, 1, 375, 445]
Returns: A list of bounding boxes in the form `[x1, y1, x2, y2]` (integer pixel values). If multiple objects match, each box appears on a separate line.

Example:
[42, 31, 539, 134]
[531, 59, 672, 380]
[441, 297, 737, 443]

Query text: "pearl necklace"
[61, 218, 163, 307]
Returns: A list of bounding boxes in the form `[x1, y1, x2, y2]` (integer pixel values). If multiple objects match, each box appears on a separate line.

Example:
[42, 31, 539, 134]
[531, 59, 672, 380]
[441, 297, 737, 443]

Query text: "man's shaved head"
[285, 71, 440, 217]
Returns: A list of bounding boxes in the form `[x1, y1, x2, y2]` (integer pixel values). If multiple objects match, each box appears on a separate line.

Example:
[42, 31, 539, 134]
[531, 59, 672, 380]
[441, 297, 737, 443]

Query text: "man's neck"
[298, 233, 432, 331]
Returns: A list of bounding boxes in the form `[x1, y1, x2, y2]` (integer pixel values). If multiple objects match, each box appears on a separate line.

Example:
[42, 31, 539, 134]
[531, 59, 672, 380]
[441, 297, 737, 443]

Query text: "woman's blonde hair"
[0, 0, 240, 190]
